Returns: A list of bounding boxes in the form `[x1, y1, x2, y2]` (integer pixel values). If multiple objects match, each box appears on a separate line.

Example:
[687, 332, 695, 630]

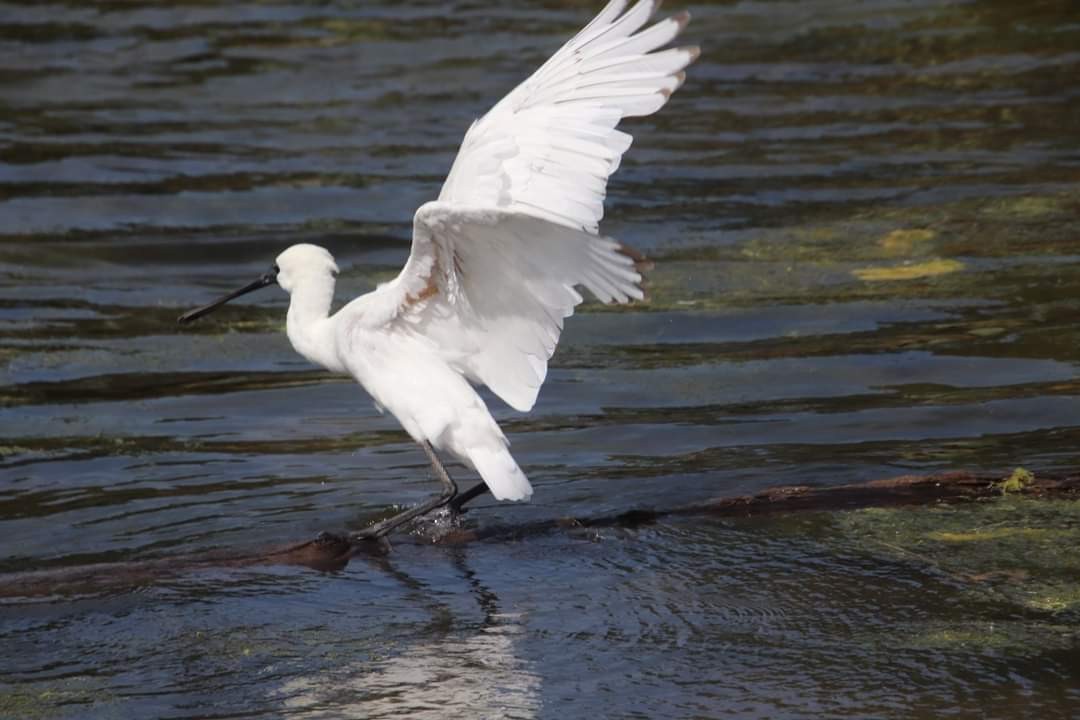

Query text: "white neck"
[285, 275, 346, 374]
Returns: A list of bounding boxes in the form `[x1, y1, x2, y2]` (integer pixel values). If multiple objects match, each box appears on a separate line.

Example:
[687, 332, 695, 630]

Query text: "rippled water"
[2, 0, 1079, 717]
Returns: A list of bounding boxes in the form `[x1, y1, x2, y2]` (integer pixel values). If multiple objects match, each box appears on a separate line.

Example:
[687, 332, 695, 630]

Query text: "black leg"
[449, 481, 489, 513]
[351, 441, 458, 541]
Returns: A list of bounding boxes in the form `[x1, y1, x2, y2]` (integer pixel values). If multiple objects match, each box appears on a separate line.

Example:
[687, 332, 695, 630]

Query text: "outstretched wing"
[439, 0, 697, 234]
[354, 0, 696, 412]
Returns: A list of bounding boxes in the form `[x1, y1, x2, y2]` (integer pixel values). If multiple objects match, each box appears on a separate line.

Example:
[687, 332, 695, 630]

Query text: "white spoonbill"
[179, 0, 697, 540]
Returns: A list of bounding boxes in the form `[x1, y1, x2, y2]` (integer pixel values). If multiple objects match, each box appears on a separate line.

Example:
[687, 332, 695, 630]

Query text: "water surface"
[1, 0, 1079, 717]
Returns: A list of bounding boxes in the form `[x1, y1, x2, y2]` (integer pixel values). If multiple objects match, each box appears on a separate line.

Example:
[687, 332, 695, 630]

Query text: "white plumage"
[181, 0, 697, 510]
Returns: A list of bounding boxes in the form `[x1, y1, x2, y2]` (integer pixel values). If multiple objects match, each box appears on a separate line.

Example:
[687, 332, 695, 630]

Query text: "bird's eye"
[272, 264, 280, 275]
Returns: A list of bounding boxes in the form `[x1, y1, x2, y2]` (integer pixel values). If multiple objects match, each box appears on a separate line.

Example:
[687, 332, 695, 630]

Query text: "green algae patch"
[979, 195, 1074, 221]
[914, 626, 1014, 650]
[0, 678, 111, 720]
[853, 258, 964, 282]
[0, 689, 58, 720]
[927, 526, 1066, 543]
[835, 496, 1080, 618]
[834, 494, 1080, 658]
[879, 228, 937, 256]
[997, 467, 1035, 494]
[900, 620, 1078, 654]
[1023, 584, 1080, 613]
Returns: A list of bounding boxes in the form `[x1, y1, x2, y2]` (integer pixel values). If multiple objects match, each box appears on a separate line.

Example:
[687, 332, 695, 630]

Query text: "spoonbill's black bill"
[177, 266, 278, 324]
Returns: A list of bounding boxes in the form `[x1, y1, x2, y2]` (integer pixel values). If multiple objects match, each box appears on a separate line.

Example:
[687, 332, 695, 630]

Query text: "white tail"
[468, 445, 533, 501]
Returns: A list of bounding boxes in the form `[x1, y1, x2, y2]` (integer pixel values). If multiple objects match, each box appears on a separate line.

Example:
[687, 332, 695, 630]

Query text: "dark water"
[2, 0, 1080, 717]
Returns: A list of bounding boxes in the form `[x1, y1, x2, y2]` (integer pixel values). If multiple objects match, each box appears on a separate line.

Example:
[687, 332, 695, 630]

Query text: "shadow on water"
[1, 0, 1079, 717]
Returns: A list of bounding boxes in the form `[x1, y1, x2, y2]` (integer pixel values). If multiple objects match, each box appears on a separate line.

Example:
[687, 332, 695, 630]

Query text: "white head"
[274, 243, 339, 295]
[177, 243, 340, 325]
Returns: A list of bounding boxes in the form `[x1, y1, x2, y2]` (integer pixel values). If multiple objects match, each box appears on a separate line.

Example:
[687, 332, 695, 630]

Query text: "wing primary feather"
[588, 10, 689, 61]
[577, 45, 698, 76]
[577, 0, 661, 53]
[580, 0, 631, 35]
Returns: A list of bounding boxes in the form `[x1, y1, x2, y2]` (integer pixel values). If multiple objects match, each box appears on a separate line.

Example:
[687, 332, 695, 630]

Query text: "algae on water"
[836, 495, 1080, 620]
[997, 467, 1035, 495]
[853, 258, 965, 282]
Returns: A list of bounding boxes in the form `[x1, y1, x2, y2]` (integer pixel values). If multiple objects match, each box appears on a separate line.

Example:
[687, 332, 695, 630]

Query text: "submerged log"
[688, 469, 1080, 514]
[1, 470, 1077, 599]
[437, 470, 1080, 544]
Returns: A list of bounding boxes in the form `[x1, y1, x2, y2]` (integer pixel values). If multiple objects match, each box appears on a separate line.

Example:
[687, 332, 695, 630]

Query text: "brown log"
[1, 471, 1077, 600]
[684, 470, 1080, 515]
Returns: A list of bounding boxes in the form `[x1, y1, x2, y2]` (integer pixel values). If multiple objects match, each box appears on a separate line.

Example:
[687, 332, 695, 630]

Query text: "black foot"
[449, 481, 489, 514]
[346, 440, 464, 548]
